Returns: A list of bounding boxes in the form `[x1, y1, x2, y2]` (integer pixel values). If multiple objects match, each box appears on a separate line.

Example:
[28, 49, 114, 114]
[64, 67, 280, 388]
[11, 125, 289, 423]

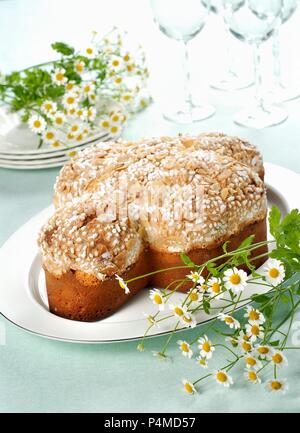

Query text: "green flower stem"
[160, 320, 180, 355]
[214, 343, 239, 361]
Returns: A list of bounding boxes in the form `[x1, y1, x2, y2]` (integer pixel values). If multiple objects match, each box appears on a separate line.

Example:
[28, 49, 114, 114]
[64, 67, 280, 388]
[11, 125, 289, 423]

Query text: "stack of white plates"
[0, 108, 111, 169]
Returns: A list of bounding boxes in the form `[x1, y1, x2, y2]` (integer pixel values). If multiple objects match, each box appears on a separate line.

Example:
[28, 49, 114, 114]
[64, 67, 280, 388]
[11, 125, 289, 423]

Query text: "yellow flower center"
[174, 307, 184, 316]
[251, 325, 260, 336]
[86, 48, 93, 55]
[258, 346, 269, 355]
[84, 85, 90, 93]
[181, 343, 189, 352]
[127, 64, 134, 72]
[271, 381, 282, 390]
[230, 274, 241, 285]
[56, 72, 64, 81]
[153, 294, 162, 305]
[101, 120, 110, 128]
[216, 372, 227, 383]
[111, 126, 118, 134]
[249, 310, 259, 321]
[66, 83, 74, 91]
[182, 315, 192, 323]
[189, 292, 199, 302]
[52, 141, 60, 148]
[225, 316, 234, 324]
[123, 94, 131, 101]
[269, 268, 279, 278]
[198, 359, 206, 366]
[71, 125, 79, 132]
[69, 150, 77, 157]
[248, 371, 257, 381]
[76, 63, 84, 72]
[115, 77, 122, 84]
[202, 342, 211, 353]
[112, 59, 120, 67]
[55, 117, 63, 125]
[76, 134, 83, 141]
[242, 341, 252, 352]
[33, 120, 41, 128]
[272, 353, 283, 364]
[44, 103, 52, 110]
[67, 133, 74, 140]
[246, 357, 256, 366]
[112, 115, 120, 122]
[211, 282, 221, 293]
[45, 131, 54, 140]
[184, 383, 194, 394]
[123, 54, 130, 62]
[67, 96, 75, 104]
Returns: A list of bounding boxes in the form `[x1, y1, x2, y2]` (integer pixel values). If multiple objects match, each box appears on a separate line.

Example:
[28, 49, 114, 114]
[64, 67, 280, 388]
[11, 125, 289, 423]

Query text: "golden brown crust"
[44, 217, 267, 321]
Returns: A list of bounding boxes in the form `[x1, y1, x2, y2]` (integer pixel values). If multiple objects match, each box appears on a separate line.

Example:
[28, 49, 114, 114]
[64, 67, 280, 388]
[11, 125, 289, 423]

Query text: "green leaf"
[280, 293, 290, 304]
[236, 235, 255, 251]
[269, 206, 281, 240]
[251, 294, 270, 303]
[179, 253, 195, 268]
[51, 41, 75, 56]
[270, 340, 280, 347]
[202, 298, 211, 315]
[222, 241, 229, 254]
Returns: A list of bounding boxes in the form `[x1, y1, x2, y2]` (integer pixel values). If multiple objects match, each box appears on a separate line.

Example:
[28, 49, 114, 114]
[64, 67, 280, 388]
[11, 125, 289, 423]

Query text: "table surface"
[0, 0, 300, 413]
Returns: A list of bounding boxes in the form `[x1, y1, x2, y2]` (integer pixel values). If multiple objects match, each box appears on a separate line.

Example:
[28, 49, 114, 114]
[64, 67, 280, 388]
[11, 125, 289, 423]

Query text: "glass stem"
[272, 28, 282, 89]
[252, 42, 265, 111]
[181, 40, 193, 112]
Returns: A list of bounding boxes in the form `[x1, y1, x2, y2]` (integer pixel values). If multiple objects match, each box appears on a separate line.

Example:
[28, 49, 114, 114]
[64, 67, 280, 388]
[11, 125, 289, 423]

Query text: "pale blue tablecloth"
[0, 0, 300, 413]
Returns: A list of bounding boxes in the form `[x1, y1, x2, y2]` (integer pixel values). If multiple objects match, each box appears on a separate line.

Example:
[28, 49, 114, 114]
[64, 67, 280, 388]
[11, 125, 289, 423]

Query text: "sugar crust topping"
[38, 132, 267, 280]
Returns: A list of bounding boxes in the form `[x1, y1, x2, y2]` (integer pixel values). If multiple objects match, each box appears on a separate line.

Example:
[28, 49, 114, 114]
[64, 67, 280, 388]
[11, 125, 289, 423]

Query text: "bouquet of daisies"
[0, 29, 151, 149]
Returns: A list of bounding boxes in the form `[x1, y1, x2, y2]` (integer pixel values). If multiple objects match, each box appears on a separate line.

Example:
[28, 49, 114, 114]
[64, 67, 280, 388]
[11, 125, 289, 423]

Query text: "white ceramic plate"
[0, 102, 116, 155]
[0, 162, 299, 343]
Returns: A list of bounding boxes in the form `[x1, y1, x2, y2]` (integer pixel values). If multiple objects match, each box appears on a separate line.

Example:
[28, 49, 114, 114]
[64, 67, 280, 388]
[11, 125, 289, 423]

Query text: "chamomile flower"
[187, 271, 204, 285]
[244, 305, 265, 325]
[42, 129, 57, 144]
[207, 277, 223, 299]
[52, 111, 65, 126]
[88, 93, 97, 104]
[68, 150, 77, 158]
[65, 81, 78, 92]
[223, 267, 248, 293]
[182, 379, 197, 395]
[226, 336, 239, 347]
[115, 275, 130, 294]
[254, 345, 273, 360]
[214, 370, 233, 388]
[52, 68, 67, 85]
[69, 122, 82, 135]
[126, 63, 135, 75]
[63, 92, 78, 109]
[169, 304, 186, 318]
[110, 112, 122, 124]
[86, 106, 96, 122]
[149, 289, 164, 311]
[85, 46, 95, 58]
[75, 108, 87, 120]
[41, 100, 57, 115]
[121, 92, 133, 105]
[110, 124, 121, 137]
[28, 115, 46, 133]
[196, 357, 208, 368]
[51, 140, 61, 149]
[238, 332, 253, 353]
[75, 61, 85, 74]
[109, 55, 123, 71]
[143, 313, 159, 328]
[244, 370, 261, 384]
[123, 52, 131, 63]
[100, 116, 111, 129]
[245, 323, 264, 342]
[113, 76, 123, 86]
[82, 82, 95, 96]
[218, 313, 240, 330]
[180, 313, 197, 328]
[244, 355, 262, 370]
[264, 259, 285, 287]
[198, 335, 215, 359]
[271, 350, 288, 368]
[177, 340, 193, 359]
[187, 288, 202, 304]
[265, 378, 288, 394]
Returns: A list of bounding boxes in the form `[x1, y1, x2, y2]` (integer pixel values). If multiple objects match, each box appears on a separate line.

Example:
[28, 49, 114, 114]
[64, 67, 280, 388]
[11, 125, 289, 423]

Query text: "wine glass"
[202, 0, 253, 91]
[271, 0, 300, 102]
[223, 0, 287, 129]
[150, 0, 215, 123]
